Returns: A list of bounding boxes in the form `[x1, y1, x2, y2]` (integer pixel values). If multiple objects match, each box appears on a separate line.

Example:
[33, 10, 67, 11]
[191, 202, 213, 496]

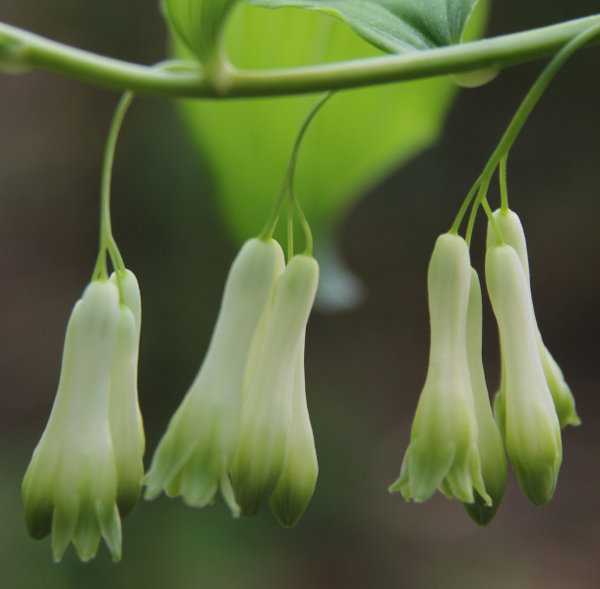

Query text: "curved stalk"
[1, 15, 599, 98]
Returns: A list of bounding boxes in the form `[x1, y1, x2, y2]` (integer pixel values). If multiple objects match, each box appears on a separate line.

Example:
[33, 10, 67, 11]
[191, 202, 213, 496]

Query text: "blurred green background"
[1, 1, 600, 587]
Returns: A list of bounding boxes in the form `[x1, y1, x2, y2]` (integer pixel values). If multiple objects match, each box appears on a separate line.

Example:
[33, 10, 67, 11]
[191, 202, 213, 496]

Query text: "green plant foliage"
[245, 0, 486, 53]
[176, 5, 465, 305]
[162, 0, 237, 62]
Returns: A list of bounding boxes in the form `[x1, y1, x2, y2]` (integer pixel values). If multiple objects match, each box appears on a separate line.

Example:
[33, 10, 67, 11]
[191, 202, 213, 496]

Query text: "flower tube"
[485, 243, 562, 506]
[143, 238, 284, 514]
[390, 234, 489, 505]
[22, 280, 122, 562]
[231, 254, 319, 517]
[487, 208, 580, 428]
[109, 269, 145, 518]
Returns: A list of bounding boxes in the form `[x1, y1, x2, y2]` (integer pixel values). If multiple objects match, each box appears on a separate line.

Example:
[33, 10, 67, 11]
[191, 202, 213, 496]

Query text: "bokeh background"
[1, 1, 599, 587]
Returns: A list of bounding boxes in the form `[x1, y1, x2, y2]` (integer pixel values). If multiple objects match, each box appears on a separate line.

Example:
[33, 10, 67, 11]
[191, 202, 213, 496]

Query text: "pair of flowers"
[143, 238, 320, 527]
[23, 237, 320, 561]
[391, 209, 578, 523]
[22, 270, 144, 562]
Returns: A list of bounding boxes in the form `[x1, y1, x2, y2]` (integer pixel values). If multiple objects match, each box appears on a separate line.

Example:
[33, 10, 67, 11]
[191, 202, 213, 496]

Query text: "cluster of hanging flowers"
[21, 270, 144, 561]
[143, 237, 320, 526]
[389, 208, 579, 523]
[21, 237, 320, 561]
[21, 86, 325, 561]
[20, 24, 591, 559]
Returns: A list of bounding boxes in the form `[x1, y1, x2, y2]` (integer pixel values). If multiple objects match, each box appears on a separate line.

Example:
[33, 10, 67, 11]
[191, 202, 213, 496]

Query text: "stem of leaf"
[1, 16, 599, 97]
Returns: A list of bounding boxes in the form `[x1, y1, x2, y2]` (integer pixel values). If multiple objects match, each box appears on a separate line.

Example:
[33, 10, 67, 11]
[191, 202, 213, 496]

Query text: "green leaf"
[244, 0, 487, 53]
[162, 0, 237, 62]
[175, 5, 463, 307]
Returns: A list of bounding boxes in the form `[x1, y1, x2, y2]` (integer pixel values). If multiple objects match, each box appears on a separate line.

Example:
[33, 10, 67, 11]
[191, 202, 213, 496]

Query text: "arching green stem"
[289, 183, 314, 257]
[92, 92, 134, 282]
[451, 21, 600, 235]
[480, 197, 503, 246]
[1, 16, 599, 98]
[260, 91, 333, 249]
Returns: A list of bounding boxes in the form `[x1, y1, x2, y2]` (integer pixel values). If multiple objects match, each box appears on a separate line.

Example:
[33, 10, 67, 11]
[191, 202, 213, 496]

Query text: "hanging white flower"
[390, 234, 490, 506]
[143, 238, 285, 515]
[22, 280, 122, 562]
[487, 208, 580, 428]
[485, 243, 562, 506]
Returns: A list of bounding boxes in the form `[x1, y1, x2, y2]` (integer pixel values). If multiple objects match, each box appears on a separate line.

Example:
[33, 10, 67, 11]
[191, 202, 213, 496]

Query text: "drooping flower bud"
[143, 238, 284, 515]
[109, 270, 145, 518]
[269, 334, 318, 527]
[390, 234, 489, 506]
[485, 244, 562, 506]
[487, 208, 580, 428]
[463, 269, 507, 525]
[22, 281, 122, 562]
[231, 254, 319, 517]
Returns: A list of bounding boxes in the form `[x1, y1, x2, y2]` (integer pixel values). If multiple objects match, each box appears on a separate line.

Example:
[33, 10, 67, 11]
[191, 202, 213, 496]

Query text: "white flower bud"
[231, 254, 319, 517]
[487, 208, 580, 428]
[109, 270, 145, 518]
[485, 244, 562, 506]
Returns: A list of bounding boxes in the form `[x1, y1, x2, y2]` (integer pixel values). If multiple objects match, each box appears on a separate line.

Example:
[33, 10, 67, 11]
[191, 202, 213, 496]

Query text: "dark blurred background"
[1, 1, 599, 587]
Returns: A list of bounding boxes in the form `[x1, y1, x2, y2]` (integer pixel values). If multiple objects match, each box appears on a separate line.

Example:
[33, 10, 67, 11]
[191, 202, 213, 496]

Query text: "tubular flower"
[109, 270, 145, 518]
[487, 208, 580, 428]
[231, 254, 319, 518]
[390, 234, 490, 506]
[22, 281, 122, 562]
[463, 269, 507, 525]
[485, 243, 562, 506]
[143, 238, 285, 515]
[269, 334, 318, 528]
